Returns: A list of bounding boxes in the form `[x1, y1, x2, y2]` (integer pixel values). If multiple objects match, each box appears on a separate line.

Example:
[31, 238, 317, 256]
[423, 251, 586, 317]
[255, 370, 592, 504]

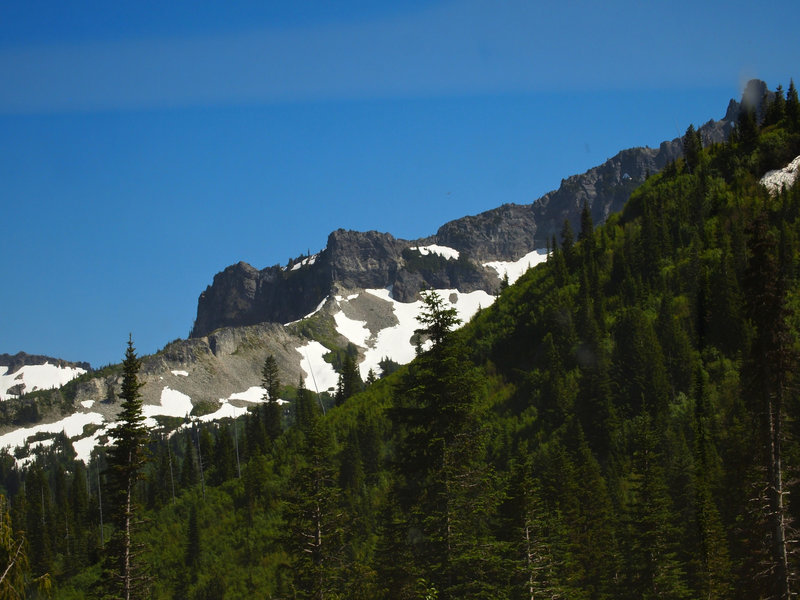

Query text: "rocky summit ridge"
[191, 82, 752, 338]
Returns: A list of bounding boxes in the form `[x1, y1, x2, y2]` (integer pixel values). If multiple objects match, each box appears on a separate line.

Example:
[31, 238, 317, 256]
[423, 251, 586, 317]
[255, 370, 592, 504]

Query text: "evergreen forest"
[3, 83, 800, 599]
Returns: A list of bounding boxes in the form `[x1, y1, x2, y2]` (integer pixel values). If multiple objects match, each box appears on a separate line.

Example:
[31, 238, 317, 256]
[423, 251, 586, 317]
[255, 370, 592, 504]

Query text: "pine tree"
[385, 290, 495, 598]
[261, 354, 283, 441]
[286, 414, 343, 599]
[415, 290, 461, 348]
[683, 124, 703, 173]
[335, 354, 362, 407]
[104, 336, 150, 600]
[742, 214, 793, 600]
[786, 80, 799, 131]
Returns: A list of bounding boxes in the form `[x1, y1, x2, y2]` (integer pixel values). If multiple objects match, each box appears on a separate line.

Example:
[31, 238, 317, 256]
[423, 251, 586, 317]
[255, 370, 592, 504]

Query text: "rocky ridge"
[0, 352, 91, 374]
[191, 83, 751, 337]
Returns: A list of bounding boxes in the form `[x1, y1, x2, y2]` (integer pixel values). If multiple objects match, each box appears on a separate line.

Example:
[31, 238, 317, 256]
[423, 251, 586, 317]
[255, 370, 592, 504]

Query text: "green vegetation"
[3, 84, 800, 598]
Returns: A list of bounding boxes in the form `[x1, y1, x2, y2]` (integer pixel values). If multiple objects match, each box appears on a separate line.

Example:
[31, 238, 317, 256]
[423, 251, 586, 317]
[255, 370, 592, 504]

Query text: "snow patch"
[73, 427, 107, 463]
[290, 254, 318, 271]
[409, 244, 460, 260]
[80, 400, 95, 409]
[483, 248, 549, 284]
[761, 155, 800, 194]
[0, 411, 104, 452]
[171, 369, 189, 377]
[359, 288, 494, 380]
[297, 341, 339, 393]
[141, 387, 193, 427]
[197, 402, 249, 422]
[334, 311, 371, 348]
[284, 295, 329, 326]
[0, 362, 86, 400]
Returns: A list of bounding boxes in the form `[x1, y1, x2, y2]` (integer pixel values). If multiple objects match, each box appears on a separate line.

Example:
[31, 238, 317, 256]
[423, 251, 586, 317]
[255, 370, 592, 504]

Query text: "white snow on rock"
[73, 427, 107, 463]
[80, 400, 95, 409]
[0, 411, 104, 452]
[284, 295, 329, 326]
[297, 341, 339, 393]
[761, 155, 800, 194]
[357, 288, 494, 379]
[483, 248, 548, 284]
[290, 254, 318, 271]
[227, 386, 267, 403]
[198, 401, 249, 422]
[0, 362, 86, 400]
[334, 311, 371, 348]
[409, 244, 460, 260]
[171, 370, 189, 377]
[142, 387, 193, 427]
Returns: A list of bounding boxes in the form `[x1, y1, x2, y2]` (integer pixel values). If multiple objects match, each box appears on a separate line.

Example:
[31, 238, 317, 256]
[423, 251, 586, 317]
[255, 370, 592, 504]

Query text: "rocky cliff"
[190, 82, 761, 337]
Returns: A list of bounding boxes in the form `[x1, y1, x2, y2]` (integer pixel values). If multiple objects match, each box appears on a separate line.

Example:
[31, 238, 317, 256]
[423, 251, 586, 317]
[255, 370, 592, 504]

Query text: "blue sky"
[2, 0, 799, 368]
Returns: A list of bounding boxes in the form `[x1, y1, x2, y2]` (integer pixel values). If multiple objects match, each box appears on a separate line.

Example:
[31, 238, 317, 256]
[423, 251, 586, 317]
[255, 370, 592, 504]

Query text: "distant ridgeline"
[190, 83, 761, 337]
[0, 352, 91, 375]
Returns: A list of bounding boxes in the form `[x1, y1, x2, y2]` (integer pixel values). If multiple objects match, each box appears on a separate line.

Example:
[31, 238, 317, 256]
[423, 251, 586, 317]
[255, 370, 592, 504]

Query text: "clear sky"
[2, 0, 799, 368]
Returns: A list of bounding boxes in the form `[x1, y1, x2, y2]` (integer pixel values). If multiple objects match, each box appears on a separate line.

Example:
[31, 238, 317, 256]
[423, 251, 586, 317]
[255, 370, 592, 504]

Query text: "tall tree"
[104, 336, 150, 600]
[683, 124, 703, 173]
[786, 80, 799, 130]
[335, 354, 363, 407]
[261, 354, 283, 441]
[386, 290, 496, 598]
[742, 215, 793, 600]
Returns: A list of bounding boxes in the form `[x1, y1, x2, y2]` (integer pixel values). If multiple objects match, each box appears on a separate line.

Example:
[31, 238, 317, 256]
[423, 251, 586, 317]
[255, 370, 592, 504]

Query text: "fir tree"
[261, 354, 283, 441]
[683, 124, 703, 173]
[104, 336, 150, 600]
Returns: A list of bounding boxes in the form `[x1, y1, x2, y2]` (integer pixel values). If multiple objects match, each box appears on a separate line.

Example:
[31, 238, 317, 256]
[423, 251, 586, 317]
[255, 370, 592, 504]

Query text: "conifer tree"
[742, 215, 793, 600]
[386, 290, 495, 598]
[786, 80, 799, 130]
[335, 354, 362, 407]
[104, 336, 149, 600]
[286, 408, 343, 599]
[261, 354, 282, 441]
[683, 124, 703, 173]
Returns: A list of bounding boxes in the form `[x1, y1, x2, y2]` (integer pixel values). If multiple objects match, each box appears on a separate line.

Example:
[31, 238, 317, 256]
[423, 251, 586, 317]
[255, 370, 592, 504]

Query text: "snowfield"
[0, 362, 87, 400]
[355, 287, 494, 379]
[142, 387, 193, 427]
[483, 248, 549, 284]
[297, 341, 340, 393]
[0, 411, 104, 454]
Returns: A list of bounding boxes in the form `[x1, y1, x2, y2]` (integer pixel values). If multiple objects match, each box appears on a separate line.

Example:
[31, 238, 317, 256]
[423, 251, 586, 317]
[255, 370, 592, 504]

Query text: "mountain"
[31, 79, 800, 598]
[0, 82, 768, 467]
[191, 82, 747, 336]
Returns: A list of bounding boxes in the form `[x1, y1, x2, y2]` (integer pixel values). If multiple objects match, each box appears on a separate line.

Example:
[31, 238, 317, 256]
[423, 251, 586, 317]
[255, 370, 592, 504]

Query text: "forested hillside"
[2, 82, 800, 599]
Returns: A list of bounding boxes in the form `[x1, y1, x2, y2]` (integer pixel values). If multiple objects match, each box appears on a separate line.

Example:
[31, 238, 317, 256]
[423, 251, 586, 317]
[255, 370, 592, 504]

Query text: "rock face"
[190, 83, 761, 337]
[191, 228, 499, 337]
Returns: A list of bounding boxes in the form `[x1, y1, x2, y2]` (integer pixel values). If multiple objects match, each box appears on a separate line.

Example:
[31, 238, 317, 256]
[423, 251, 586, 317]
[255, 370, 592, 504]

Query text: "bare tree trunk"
[768, 388, 790, 600]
